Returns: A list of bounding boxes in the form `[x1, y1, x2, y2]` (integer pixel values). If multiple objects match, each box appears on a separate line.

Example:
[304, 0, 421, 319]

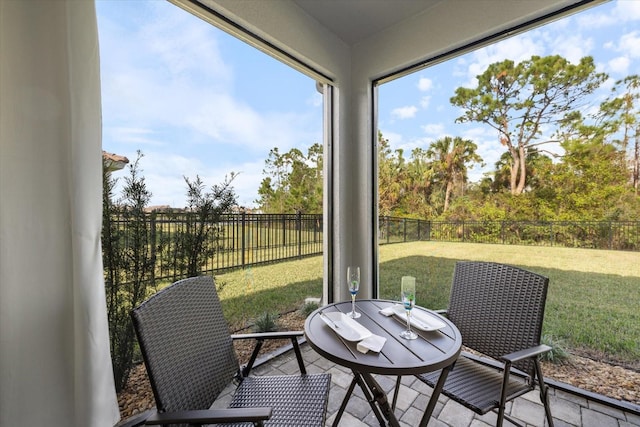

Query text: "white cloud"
[618, 31, 640, 58]
[612, 0, 640, 22]
[577, 0, 640, 29]
[391, 106, 418, 119]
[462, 35, 544, 87]
[106, 127, 163, 146]
[382, 130, 403, 146]
[421, 123, 445, 136]
[420, 96, 431, 109]
[608, 56, 630, 75]
[417, 77, 433, 91]
[550, 34, 593, 64]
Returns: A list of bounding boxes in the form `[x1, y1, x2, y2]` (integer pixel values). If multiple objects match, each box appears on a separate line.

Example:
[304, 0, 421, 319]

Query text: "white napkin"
[379, 306, 395, 316]
[356, 334, 387, 353]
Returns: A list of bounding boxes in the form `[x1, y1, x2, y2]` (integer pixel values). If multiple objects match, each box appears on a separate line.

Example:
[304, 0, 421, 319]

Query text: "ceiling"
[292, 0, 442, 45]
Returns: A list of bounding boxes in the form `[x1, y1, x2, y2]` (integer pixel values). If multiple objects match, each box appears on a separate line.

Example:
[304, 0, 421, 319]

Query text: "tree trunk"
[515, 144, 527, 194]
[444, 180, 453, 212]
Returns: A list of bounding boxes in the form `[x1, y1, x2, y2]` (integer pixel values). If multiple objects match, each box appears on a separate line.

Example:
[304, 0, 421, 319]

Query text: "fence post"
[417, 219, 421, 241]
[241, 211, 246, 269]
[149, 213, 157, 283]
[403, 218, 407, 242]
[282, 214, 287, 251]
[609, 221, 613, 250]
[386, 217, 390, 244]
[297, 211, 302, 259]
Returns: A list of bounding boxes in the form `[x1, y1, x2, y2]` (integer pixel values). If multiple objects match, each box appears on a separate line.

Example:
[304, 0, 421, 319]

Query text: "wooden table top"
[304, 299, 462, 376]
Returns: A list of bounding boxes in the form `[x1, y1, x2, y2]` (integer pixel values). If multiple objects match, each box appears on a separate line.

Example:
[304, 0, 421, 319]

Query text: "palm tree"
[426, 136, 483, 212]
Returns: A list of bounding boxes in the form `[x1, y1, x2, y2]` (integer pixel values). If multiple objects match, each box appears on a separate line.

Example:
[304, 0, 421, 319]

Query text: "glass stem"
[406, 311, 412, 332]
[351, 295, 356, 315]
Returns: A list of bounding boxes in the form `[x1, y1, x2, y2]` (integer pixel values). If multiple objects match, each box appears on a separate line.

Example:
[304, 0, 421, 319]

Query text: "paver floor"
[241, 343, 640, 427]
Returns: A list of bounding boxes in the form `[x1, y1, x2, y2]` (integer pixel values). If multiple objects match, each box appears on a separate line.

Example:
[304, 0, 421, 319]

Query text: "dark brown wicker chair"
[416, 261, 554, 427]
[130, 275, 331, 426]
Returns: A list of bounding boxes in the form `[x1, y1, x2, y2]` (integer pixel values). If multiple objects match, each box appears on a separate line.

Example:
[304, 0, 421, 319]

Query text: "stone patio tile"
[438, 399, 475, 427]
[326, 385, 348, 414]
[278, 356, 304, 374]
[344, 394, 372, 420]
[581, 408, 622, 427]
[329, 366, 355, 389]
[587, 401, 626, 419]
[399, 405, 426, 425]
[522, 389, 544, 404]
[555, 389, 588, 406]
[552, 418, 579, 427]
[326, 411, 369, 427]
[373, 374, 400, 394]
[550, 394, 582, 425]
[475, 410, 498, 425]
[625, 412, 640, 426]
[391, 383, 419, 411]
[470, 419, 493, 427]
[511, 396, 547, 426]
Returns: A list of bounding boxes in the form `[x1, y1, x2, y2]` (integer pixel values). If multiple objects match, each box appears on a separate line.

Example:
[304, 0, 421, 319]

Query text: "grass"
[216, 241, 640, 364]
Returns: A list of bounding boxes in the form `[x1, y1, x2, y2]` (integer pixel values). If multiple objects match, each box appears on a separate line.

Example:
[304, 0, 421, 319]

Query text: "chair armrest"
[501, 344, 552, 363]
[144, 407, 272, 425]
[231, 331, 304, 341]
[232, 330, 307, 376]
[114, 409, 155, 427]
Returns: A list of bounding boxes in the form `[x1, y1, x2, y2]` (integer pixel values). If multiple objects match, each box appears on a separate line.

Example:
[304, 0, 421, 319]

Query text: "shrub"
[300, 300, 320, 317]
[540, 334, 571, 364]
[254, 312, 280, 333]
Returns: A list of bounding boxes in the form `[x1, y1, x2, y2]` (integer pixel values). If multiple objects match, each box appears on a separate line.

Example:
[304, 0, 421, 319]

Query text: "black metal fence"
[379, 217, 640, 251]
[109, 211, 323, 283]
[109, 213, 639, 283]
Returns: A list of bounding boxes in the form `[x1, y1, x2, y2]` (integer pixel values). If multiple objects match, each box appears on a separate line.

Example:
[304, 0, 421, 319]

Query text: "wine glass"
[347, 266, 361, 319]
[399, 276, 418, 339]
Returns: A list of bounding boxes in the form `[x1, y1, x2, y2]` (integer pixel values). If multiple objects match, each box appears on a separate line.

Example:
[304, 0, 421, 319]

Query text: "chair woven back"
[131, 276, 239, 413]
[447, 261, 549, 376]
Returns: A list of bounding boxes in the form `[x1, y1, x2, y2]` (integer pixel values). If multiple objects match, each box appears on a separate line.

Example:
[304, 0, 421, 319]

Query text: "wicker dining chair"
[416, 261, 554, 427]
[130, 275, 331, 426]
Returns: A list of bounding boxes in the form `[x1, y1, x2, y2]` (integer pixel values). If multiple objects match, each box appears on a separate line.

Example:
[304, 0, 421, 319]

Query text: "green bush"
[300, 300, 320, 317]
[253, 312, 280, 333]
[540, 334, 570, 364]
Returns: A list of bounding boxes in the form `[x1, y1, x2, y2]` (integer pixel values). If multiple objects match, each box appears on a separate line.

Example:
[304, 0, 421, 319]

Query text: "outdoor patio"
[227, 343, 640, 427]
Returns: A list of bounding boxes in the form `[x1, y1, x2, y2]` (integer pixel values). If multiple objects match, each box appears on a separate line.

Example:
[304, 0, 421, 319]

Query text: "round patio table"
[305, 299, 462, 427]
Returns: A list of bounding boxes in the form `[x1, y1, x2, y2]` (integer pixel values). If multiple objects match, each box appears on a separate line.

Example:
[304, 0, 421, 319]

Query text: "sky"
[96, 0, 640, 208]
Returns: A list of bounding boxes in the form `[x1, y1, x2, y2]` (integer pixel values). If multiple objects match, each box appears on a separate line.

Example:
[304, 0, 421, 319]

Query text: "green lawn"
[216, 241, 640, 364]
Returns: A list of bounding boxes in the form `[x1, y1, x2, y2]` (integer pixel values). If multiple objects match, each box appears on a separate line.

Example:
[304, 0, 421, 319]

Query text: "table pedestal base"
[333, 364, 454, 427]
[333, 371, 399, 427]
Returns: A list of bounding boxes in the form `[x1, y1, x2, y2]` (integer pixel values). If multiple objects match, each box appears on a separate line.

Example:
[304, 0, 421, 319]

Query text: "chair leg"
[290, 336, 306, 374]
[496, 361, 513, 427]
[534, 360, 554, 427]
[392, 376, 401, 411]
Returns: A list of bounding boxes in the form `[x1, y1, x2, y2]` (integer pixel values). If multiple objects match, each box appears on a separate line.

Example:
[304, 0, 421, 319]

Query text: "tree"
[172, 174, 238, 277]
[256, 143, 323, 213]
[402, 147, 436, 218]
[543, 109, 629, 220]
[377, 132, 407, 216]
[601, 75, 640, 194]
[451, 55, 607, 195]
[426, 136, 483, 213]
[103, 151, 155, 392]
